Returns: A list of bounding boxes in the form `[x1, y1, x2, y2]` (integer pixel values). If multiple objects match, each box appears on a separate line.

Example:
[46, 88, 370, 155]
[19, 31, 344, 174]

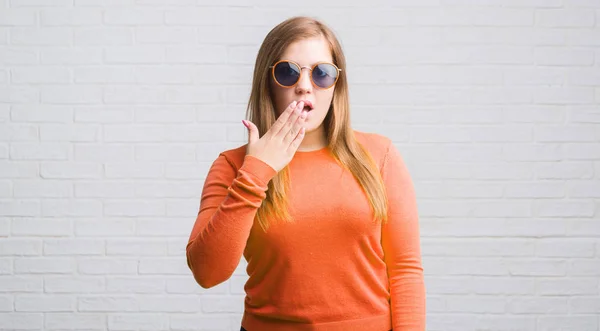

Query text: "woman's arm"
[380, 138, 426, 330]
[186, 153, 277, 289]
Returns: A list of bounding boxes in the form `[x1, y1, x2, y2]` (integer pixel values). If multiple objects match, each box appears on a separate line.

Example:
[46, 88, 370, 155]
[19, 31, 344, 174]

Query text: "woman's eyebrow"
[297, 61, 329, 67]
[282, 59, 330, 66]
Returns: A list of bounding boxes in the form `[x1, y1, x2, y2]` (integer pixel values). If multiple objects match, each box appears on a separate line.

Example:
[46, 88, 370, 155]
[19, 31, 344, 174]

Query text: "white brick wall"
[0, 0, 599, 330]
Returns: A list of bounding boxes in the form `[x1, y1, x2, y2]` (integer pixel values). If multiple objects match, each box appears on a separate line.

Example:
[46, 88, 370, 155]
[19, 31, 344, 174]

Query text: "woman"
[186, 16, 426, 331]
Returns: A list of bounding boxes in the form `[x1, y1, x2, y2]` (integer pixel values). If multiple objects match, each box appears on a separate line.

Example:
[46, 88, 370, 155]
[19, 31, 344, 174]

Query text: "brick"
[74, 106, 133, 123]
[536, 239, 596, 257]
[43, 239, 105, 256]
[10, 28, 72, 46]
[535, 125, 599, 142]
[15, 295, 74, 312]
[11, 0, 72, 5]
[0, 124, 38, 142]
[536, 200, 595, 217]
[135, 27, 196, 44]
[13, 180, 72, 198]
[103, 200, 165, 216]
[0, 313, 43, 330]
[10, 143, 69, 160]
[44, 277, 105, 293]
[136, 218, 191, 236]
[105, 46, 165, 64]
[78, 296, 138, 312]
[40, 9, 103, 26]
[41, 86, 103, 104]
[41, 199, 102, 217]
[0, 47, 38, 65]
[0, 276, 42, 292]
[472, 277, 535, 295]
[534, 86, 595, 104]
[11, 105, 72, 123]
[135, 144, 196, 162]
[74, 144, 134, 162]
[139, 296, 200, 312]
[569, 259, 600, 276]
[0, 295, 14, 311]
[507, 297, 567, 314]
[569, 297, 600, 313]
[106, 277, 164, 294]
[74, 181, 135, 198]
[0, 200, 40, 217]
[45, 313, 106, 330]
[538, 316, 598, 331]
[14, 258, 74, 274]
[41, 47, 103, 64]
[40, 124, 99, 142]
[41, 162, 102, 179]
[75, 219, 135, 237]
[0, 10, 36, 26]
[535, 47, 595, 66]
[538, 278, 599, 295]
[508, 259, 566, 276]
[423, 239, 534, 257]
[535, 162, 594, 179]
[108, 313, 169, 330]
[138, 258, 189, 275]
[170, 314, 230, 331]
[103, 9, 163, 25]
[73, 28, 133, 45]
[78, 258, 138, 275]
[536, 8, 595, 27]
[0, 239, 41, 256]
[104, 162, 164, 179]
[11, 218, 71, 237]
[74, 66, 135, 83]
[0, 86, 39, 103]
[134, 106, 195, 123]
[106, 239, 168, 256]
[445, 296, 506, 313]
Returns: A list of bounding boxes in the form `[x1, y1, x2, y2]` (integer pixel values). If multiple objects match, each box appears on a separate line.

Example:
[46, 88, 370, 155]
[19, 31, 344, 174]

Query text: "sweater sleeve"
[186, 153, 278, 289]
[380, 138, 426, 330]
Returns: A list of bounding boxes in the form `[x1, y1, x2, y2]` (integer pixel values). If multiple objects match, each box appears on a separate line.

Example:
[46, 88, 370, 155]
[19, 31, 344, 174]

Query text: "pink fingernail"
[242, 120, 249, 128]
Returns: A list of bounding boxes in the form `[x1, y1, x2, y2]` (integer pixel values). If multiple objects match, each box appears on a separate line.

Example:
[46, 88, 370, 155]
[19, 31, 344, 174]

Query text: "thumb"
[243, 120, 257, 144]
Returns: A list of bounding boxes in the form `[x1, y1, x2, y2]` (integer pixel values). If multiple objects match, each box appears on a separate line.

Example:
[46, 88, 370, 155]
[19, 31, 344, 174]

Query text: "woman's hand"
[243, 100, 308, 172]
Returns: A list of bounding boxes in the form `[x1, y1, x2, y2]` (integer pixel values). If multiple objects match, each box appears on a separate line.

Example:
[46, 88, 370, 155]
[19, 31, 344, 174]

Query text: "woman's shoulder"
[353, 129, 392, 160]
[213, 144, 249, 171]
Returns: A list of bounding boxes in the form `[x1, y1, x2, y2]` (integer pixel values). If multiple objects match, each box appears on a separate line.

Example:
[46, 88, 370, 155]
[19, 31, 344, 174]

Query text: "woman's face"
[270, 36, 336, 133]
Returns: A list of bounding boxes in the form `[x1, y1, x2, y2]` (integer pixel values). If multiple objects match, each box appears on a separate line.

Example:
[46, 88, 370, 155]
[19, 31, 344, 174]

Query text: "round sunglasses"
[269, 60, 342, 90]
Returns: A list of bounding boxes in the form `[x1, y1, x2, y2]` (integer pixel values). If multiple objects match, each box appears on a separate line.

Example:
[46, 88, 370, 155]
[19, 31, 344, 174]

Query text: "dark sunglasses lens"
[312, 63, 338, 88]
[274, 62, 300, 86]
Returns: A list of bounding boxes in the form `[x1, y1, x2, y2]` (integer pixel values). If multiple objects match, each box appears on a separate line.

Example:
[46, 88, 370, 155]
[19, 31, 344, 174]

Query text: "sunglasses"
[269, 60, 342, 90]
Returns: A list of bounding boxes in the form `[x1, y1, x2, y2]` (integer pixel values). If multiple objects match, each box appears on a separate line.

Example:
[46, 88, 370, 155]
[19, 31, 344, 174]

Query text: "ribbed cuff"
[239, 155, 278, 185]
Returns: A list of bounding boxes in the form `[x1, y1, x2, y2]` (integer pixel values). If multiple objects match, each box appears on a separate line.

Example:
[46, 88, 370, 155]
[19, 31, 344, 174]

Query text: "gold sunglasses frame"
[269, 60, 342, 90]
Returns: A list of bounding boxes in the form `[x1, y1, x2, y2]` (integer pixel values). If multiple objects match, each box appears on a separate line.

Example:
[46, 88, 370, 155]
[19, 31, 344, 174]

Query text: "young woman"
[186, 16, 426, 331]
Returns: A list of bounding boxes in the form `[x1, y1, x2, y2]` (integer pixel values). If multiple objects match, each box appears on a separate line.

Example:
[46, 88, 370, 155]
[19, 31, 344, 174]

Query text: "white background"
[1, 0, 599, 330]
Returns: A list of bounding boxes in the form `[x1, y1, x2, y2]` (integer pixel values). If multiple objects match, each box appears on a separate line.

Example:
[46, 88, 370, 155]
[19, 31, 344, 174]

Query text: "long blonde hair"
[246, 16, 388, 232]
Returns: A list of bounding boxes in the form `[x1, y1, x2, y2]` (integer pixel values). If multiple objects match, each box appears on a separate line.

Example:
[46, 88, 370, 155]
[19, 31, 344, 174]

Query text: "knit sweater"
[186, 130, 426, 331]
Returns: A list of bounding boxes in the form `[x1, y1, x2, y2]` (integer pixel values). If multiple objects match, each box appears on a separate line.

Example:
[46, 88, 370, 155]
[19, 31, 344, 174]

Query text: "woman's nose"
[295, 68, 313, 93]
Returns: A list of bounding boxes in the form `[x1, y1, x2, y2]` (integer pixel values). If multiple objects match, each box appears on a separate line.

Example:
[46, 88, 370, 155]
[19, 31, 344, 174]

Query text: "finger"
[276, 101, 303, 138]
[268, 101, 297, 138]
[244, 120, 258, 144]
[287, 126, 306, 154]
[283, 110, 307, 145]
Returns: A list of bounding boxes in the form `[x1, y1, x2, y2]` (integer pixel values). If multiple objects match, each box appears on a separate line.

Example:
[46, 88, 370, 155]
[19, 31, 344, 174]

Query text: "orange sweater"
[186, 130, 426, 331]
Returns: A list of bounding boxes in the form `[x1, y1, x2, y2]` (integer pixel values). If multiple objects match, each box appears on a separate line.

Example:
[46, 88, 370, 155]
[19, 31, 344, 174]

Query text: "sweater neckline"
[295, 146, 328, 155]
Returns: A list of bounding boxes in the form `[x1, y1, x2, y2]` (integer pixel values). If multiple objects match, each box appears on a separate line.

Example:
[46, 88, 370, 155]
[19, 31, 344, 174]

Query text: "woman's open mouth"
[298, 100, 314, 111]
